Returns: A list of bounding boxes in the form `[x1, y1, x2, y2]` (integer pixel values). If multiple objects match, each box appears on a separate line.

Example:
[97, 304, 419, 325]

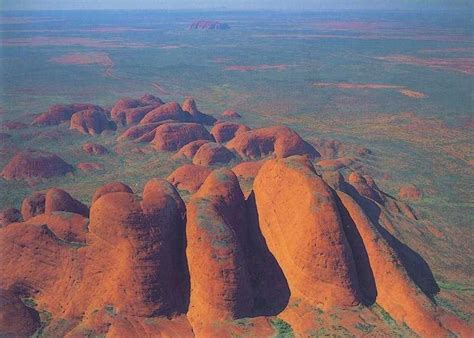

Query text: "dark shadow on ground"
[341, 182, 440, 300]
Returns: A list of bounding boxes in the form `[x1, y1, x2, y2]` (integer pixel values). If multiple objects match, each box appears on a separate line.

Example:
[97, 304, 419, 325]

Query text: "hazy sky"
[2, 0, 471, 10]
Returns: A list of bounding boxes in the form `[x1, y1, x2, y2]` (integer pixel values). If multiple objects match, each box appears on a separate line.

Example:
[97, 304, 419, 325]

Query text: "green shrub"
[270, 317, 294, 338]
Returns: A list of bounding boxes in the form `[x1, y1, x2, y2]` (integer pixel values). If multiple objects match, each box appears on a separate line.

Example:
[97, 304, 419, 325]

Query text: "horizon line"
[2, 7, 468, 12]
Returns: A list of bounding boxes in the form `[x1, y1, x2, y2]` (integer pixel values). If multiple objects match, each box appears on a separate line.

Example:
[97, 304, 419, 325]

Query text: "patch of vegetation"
[270, 317, 294, 338]
[314, 307, 324, 315]
[31, 310, 53, 338]
[144, 317, 156, 324]
[309, 327, 328, 337]
[104, 304, 117, 317]
[370, 303, 417, 337]
[21, 297, 37, 308]
[288, 298, 301, 308]
[371, 303, 396, 326]
[233, 317, 254, 328]
[437, 280, 474, 293]
[331, 325, 352, 336]
[435, 296, 470, 321]
[355, 322, 375, 333]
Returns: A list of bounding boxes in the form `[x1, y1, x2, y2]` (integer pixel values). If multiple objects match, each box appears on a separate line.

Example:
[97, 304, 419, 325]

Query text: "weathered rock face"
[111, 98, 141, 117]
[172, 140, 211, 161]
[190, 20, 230, 30]
[211, 122, 250, 143]
[117, 122, 162, 141]
[336, 191, 449, 336]
[82, 143, 109, 155]
[110, 94, 164, 125]
[346, 172, 384, 204]
[192, 142, 236, 166]
[1, 150, 73, 181]
[92, 182, 133, 203]
[88, 178, 189, 316]
[252, 156, 360, 308]
[221, 110, 241, 119]
[0, 156, 469, 337]
[140, 93, 163, 106]
[2, 93, 470, 337]
[21, 191, 46, 221]
[118, 105, 157, 125]
[151, 123, 214, 151]
[226, 126, 319, 159]
[44, 188, 89, 217]
[186, 169, 253, 323]
[231, 160, 266, 179]
[399, 184, 423, 201]
[182, 97, 217, 126]
[20, 188, 88, 220]
[0, 179, 189, 328]
[0, 221, 79, 318]
[25, 212, 89, 243]
[167, 164, 212, 193]
[0, 289, 40, 337]
[0, 208, 22, 227]
[322, 170, 345, 190]
[140, 102, 191, 125]
[70, 109, 116, 135]
[32, 103, 102, 126]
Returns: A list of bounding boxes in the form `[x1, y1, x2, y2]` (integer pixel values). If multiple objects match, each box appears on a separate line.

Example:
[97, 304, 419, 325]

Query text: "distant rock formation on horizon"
[190, 20, 230, 30]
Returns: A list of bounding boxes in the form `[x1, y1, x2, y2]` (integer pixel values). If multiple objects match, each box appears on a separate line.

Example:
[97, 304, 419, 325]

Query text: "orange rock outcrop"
[140, 102, 191, 125]
[70, 109, 116, 135]
[1, 150, 73, 180]
[172, 140, 211, 160]
[399, 184, 423, 200]
[252, 156, 361, 308]
[32, 103, 102, 126]
[91, 181, 133, 203]
[182, 97, 217, 125]
[210, 122, 250, 143]
[221, 110, 241, 119]
[0, 208, 22, 227]
[167, 164, 212, 193]
[192, 142, 236, 166]
[231, 160, 266, 179]
[151, 123, 213, 151]
[110, 94, 163, 125]
[186, 169, 253, 324]
[0, 179, 189, 335]
[226, 126, 318, 159]
[82, 143, 109, 155]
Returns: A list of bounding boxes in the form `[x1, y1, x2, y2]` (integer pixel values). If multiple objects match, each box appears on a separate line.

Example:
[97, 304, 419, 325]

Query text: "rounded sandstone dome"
[1, 150, 73, 181]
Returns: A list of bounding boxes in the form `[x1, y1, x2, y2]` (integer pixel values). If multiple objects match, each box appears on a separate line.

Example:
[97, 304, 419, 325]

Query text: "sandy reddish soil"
[420, 47, 473, 53]
[314, 82, 427, 98]
[2, 36, 148, 48]
[253, 33, 469, 42]
[308, 20, 392, 31]
[0, 16, 64, 24]
[376, 55, 474, 75]
[224, 64, 290, 71]
[50, 52, 114, 77]
[398, 89, 426, 98]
